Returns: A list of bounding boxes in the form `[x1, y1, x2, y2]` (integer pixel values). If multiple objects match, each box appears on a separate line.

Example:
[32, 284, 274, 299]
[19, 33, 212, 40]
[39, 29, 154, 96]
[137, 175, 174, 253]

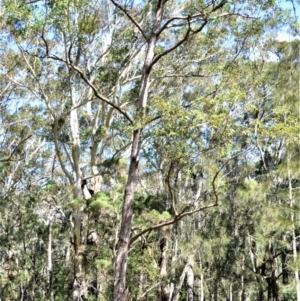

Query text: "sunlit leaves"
[87, 192, 114, 212]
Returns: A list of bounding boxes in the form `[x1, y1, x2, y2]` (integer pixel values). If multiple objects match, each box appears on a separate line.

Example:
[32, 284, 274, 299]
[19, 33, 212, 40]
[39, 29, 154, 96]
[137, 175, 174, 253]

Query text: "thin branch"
[38, 37, 133, 123]
[0, 135, 32, 162]
[0, 82, 11, 98]
[61, 142, 75, 171]
[110, 0, 148, 41]
[157, 12, 204, 36]
[40, 34, 49, 56]
[137, 282, 160, 300]
[129, 150, 245, 246]
[145, 115, 162, 125]
[154, 73, 214, 79]
[150, 19, 208, 69]
[151, 23, 191, 68]
[211, 150, 244, 205]
[0, 119, 31, 129]
[51, 155, 56, 179]
[123, 75, 142, 85]
[156, 0, 227, 37]
[69, 65, 133, 124]
[129, 202, 217, 246]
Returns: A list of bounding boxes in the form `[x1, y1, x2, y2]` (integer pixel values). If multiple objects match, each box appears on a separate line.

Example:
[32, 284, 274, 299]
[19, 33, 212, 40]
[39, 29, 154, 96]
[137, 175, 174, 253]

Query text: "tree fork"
[112, 0, 223, 298]
[113, 1, 164, 298]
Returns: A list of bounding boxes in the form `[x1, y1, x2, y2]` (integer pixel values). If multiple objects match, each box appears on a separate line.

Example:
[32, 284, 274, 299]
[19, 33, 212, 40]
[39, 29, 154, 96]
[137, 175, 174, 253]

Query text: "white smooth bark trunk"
[171, 264, 188, 301]
[186, 264, 194, 301]
[69, 68, 84, 300]
[171, 257, 194, 301]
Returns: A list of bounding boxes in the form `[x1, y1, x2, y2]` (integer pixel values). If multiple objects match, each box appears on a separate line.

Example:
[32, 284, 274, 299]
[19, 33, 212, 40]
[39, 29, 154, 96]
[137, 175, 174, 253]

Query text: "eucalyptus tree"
[200, 38, 300, 301]
[0, 61, 63, 299]
[106, 1, 294, 299]
[1, 0, 298, 300]
[259, 38, 300, 301]
[136, 32, 300, 301]
[2, 0, 138, 298]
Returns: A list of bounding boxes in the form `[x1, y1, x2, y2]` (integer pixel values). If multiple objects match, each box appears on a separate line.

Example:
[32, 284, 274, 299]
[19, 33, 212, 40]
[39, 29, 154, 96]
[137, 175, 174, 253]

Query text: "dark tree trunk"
[281, 234, 289, 285]
[158, 237, 169, 301]
[113, 2, 166, 300]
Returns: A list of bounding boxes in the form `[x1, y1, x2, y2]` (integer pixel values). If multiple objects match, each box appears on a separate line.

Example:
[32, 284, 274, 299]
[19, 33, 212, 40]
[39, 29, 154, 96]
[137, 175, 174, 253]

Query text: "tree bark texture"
[113, 2, 165, 300]
[158, 237, 169, 301]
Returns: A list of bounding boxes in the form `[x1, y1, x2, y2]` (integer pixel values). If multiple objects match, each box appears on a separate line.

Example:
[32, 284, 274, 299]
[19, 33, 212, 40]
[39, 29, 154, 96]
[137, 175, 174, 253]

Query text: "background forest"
[0, 0, 299, 300]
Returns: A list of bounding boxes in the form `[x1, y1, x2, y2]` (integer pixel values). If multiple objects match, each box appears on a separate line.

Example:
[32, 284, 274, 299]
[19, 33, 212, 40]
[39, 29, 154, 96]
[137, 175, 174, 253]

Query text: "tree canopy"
[0, 0, 299, 300]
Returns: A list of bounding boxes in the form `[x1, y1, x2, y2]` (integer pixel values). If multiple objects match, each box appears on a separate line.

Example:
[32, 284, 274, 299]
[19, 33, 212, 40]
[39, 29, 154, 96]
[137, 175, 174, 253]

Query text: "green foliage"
[69, 197, 86, 209]
[134, 193, 167, 214]
[281, 284, 298, 301]
[87, 192, 114, 212]
[127, 247, 159, 299]
[100, 156, 125, 168]
[0, 0, 299, 300]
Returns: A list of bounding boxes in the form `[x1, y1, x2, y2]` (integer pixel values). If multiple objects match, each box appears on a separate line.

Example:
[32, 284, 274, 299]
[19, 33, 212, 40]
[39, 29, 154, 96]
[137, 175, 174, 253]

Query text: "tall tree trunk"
[48, 209, 54, 301]
[292, 228, 300, 301]
[158, 237, 169, 301]
[171, 264, 187, 301]
[264, 242, 280, 301]
[240, 255, 246, 301]
[199, 259, 205, 301]
[288, 167, 300, 301]
[169, 224, 179, 300]
[69, 66, 85, 300]
[186, 263, 194, 301]
[113, 128, 141, 301]
[111, 0, 215, 297]
[172, 256, 194, 301]
[281, 237, 288, 285]
[113, 2, 166, 300]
